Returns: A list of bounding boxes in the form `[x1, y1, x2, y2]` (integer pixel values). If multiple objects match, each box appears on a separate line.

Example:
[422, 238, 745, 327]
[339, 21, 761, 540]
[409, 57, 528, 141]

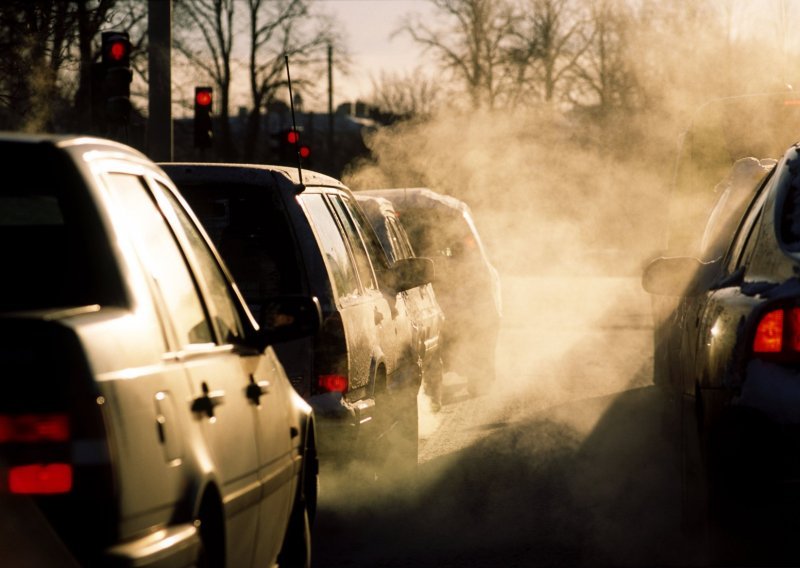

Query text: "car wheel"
[393, 388, 419, 476]
[277, 437, 316, 568]
[195, 493, 225, 568]
[276, 498, 311, 568]
[467, 332, 497, 397]
[423, 355, 444, 412]
[369, 385, 419, 483]
[678, 390, 709, 539]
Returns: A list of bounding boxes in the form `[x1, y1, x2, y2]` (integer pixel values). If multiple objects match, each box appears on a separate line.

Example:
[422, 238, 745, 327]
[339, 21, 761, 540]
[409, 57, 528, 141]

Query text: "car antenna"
[284, 53, 305, 193]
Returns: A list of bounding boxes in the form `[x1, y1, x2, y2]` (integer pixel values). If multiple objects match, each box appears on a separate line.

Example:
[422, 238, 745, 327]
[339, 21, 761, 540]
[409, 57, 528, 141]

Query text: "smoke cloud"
[313, 7, 800, 562]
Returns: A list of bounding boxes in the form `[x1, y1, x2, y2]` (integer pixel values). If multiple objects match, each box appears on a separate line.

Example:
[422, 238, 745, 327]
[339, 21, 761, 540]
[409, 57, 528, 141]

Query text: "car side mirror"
[641, 256, 720, 297]
[255, 296, 321, 347]
[390, 257, 434, 292]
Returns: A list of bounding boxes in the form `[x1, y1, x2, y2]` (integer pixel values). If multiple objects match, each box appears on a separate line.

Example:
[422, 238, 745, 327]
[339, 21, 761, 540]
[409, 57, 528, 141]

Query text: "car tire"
[195, 494, 225, 568]
[678, 390, 709, 539]
[277, 499, 311, 568]
[466, 330, 497, 397]
[277, 436, 316, 568]
[369, 384, 419, 483]
[423, 355, 444, 412]
[394, 388, 419, 475]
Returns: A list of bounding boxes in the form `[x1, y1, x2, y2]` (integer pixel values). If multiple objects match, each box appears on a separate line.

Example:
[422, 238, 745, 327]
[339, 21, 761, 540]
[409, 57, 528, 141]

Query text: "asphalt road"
[312, 274, 707, 567]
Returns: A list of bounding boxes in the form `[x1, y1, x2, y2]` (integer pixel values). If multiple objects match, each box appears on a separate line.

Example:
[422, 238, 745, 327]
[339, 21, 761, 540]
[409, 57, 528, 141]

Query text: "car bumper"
[103, 523, 200, 568]
[706, 360, 800, 483]
[308, 392, 375, 456]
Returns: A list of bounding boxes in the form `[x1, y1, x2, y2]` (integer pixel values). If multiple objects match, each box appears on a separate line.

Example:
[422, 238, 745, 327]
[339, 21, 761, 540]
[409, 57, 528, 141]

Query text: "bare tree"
[0, 0, 76, 130]
[243, 0, 335, 162]
[507, 0, 592, 106]
[567, 0, 638, 117]
[402, 0, 516, 110]
[0, 0, 146, 134]
[367, 67, 443, 119]
[174, 0, 238, 159]
[74, 0, 147, 134]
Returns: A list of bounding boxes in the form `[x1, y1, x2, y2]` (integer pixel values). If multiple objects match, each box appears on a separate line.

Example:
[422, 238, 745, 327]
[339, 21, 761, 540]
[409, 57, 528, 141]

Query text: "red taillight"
[0, 414, 70, 443]
[790, 308, 800, 352]
[9, 464, 73, 494]
[754, 309, 784, 353]
[318, 374, 348, 393]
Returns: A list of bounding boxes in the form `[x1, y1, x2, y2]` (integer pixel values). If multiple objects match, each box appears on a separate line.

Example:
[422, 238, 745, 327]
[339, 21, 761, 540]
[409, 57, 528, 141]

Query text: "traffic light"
[100, 31, 132, 125]
[280, 128, 310, 164]
[194, 87, 213, 148]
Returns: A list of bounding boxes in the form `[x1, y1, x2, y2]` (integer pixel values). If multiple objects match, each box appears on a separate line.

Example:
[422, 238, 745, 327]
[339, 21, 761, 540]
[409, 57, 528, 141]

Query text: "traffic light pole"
[148, 0, 173, 161]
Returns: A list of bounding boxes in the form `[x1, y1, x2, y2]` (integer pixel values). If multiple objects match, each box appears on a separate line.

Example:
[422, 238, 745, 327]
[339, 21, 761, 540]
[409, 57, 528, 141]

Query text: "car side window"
[102, 173, 213, 347]
[387, 217, 414, 260]
[300, 193, 361, 300]
[151, 180, 245, 344]
[328, 195, 377, 290]
[726, 183, 770, 273]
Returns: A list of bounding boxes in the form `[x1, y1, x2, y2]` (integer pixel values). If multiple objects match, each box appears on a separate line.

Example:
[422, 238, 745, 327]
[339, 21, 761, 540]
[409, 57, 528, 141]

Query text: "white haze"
[311, 3, 800, 565]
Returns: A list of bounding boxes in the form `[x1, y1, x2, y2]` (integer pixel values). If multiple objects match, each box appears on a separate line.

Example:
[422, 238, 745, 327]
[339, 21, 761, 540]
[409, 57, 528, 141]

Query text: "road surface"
[313, 274, 709, 567]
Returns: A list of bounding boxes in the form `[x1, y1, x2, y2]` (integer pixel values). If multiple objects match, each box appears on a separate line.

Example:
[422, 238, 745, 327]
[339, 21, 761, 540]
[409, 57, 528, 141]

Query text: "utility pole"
[148, 0, 172, 161]
[328, 43, 334, 170]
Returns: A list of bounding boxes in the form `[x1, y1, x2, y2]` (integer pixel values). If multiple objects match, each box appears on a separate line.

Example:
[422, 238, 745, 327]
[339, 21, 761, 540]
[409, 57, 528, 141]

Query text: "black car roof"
[160, 162, 348, 192]
[358, 187, 473, 217]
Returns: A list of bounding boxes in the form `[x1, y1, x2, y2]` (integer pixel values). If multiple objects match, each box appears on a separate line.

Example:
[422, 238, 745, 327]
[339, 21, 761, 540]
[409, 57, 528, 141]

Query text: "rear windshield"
[0, 142, 121, 311]
[398, 206, 481, 260]
[172, 182, 304, 311]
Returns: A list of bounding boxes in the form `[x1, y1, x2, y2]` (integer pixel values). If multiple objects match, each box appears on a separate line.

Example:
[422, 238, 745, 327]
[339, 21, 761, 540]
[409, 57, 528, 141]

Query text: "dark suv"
[355, 193, 447, 411]
[162, 164, 432, 470]
[360, 188, 502, 396]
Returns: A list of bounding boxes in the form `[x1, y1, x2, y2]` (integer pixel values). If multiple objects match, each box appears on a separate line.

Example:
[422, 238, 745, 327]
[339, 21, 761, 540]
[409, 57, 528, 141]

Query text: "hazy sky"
[251, 0, 800, 112]
[312, 0, 437, 107]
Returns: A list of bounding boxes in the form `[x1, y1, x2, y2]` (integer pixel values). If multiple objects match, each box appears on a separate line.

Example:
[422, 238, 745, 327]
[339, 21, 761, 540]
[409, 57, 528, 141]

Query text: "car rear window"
[172, 182, 304, 312]
[399, 206, 479, 259]
[0, 142, 122, 311]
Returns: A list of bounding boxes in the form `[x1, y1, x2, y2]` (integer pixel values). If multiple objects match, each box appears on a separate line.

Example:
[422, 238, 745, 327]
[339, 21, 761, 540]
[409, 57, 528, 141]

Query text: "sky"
[309, 0, 438, 109]
[301, 0, 800, 112]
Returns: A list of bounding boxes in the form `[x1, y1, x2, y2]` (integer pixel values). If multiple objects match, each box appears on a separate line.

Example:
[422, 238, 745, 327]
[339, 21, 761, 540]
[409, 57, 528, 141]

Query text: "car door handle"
[246, 375, 271, 405]
[191, 382, 225, 418]
[374, 307, 384, 325]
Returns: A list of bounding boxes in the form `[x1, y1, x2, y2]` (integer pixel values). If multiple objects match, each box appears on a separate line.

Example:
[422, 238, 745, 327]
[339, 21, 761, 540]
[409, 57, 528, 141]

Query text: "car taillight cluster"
[0, 413, 73, 495]
[318, 374, 348, 393]
[753, 307, 800, 355]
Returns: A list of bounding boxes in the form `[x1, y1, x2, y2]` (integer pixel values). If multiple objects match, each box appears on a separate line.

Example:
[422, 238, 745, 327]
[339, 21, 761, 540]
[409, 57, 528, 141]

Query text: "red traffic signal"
[194, 86, 213, 148]
[195, 89, 213, 108]
[101, 31, 131, 67]
[286, 130, 299, 144]
[299, 145, 310, 159]
[100, 31, 132, 125]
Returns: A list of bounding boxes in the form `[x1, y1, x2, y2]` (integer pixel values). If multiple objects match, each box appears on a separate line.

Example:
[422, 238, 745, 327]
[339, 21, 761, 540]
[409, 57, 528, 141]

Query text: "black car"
[161, 164, 432, 474]
[355, 193, 447, 411]
[643, 142, 800, 552]
[359, 188, 502, 396]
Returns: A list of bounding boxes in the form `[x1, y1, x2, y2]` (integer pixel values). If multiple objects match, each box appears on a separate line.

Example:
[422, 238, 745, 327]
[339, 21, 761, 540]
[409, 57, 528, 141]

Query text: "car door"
[149, 177, 295, 566]
[387, 214, 442, 361]
[102, 172, 263, 568]
[298, 191, 378, 399]
[328, 194, 398, 370]
[686, 177, 774, 395]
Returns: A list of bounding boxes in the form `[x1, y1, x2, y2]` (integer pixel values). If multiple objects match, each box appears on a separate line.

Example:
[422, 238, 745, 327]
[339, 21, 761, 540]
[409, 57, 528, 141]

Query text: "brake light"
[790, 308, 800, 351]
[9, 464, 73, 494]
[318, 374, 348, 393]
[0, 413, 70, 443]
[754, 309, 783, 353]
